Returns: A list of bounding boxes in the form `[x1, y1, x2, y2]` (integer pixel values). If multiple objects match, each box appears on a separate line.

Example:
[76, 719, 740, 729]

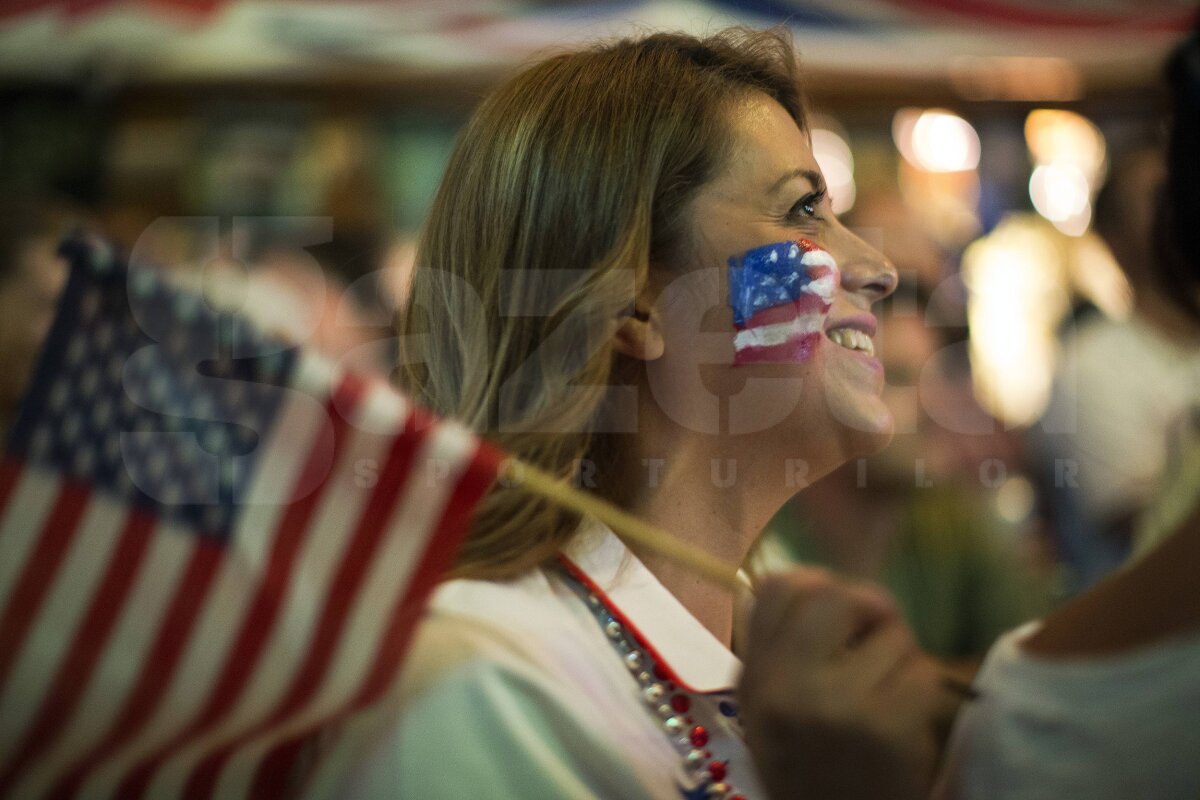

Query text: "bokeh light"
[810, 127, 856, 215]
[963, 215, 1072, 426]
[1024, 109, 1106, 237]
[893, 108, 981, 173]
[1024, 109, 1106, 182]
[1029, 163, 1091, 235]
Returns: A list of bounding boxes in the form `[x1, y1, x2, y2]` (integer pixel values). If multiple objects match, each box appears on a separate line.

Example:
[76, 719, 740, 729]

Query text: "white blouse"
[315, 520, 763, 799]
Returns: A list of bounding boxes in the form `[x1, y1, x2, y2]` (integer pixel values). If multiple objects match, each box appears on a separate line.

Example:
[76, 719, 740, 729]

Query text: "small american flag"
[727, 239, 839, 366]
[0, 238, 501, 799]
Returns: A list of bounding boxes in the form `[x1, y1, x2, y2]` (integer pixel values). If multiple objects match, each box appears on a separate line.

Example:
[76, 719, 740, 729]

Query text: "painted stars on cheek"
[726, 239, 839, 366]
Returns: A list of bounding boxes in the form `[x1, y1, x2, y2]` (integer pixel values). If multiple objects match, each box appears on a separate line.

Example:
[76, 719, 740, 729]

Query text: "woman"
[330, 28, 947, 799]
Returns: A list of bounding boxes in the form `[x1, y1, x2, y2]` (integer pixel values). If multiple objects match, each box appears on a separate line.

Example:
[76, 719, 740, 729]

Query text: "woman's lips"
[825, 312, 878, 358]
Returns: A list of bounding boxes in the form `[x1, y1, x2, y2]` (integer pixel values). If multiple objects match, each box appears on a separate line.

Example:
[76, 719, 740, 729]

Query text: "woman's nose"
[834, 227, 898, 303]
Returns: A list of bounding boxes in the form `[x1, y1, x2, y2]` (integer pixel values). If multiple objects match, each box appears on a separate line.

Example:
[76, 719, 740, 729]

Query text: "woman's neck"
[796, 473, 902, 581]
[624, 437, 781, 648]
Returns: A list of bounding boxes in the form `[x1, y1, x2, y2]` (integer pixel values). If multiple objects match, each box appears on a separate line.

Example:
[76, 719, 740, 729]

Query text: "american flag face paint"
[727, 239, 840, 366]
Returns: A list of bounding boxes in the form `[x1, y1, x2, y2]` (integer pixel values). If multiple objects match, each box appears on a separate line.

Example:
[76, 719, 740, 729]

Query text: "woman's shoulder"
[398, 566, 614, 700]
[336, 568, 689, 800]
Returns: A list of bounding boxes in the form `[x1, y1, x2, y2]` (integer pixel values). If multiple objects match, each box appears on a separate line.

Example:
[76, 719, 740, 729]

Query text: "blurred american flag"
[0, 238, 501, 799]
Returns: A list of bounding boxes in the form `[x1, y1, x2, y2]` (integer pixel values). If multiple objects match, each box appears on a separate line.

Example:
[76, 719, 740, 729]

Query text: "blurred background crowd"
[2, 0, 1198, 671]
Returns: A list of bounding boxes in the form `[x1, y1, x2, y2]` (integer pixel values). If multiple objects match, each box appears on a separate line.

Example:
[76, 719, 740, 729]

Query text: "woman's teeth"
[827, 328, 875, 357]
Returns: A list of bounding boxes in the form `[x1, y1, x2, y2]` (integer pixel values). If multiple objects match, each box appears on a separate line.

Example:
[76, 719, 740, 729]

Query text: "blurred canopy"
[0, 0, 1193, 89]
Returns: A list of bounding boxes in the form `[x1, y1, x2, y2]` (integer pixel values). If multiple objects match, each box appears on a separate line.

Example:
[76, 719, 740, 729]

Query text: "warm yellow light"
[1068, 233, 1133, 320]
[995, 474, 1037, 524]
[1052, 204, 1092, 238]
[810, 128, 856, 215]
[894, 108, 980, 173]
[963, 215, 1072, 426]
[1024, 110, 1106, 237]
[1025, 109, 1106, 183]
[1029, 163, 1090, 223]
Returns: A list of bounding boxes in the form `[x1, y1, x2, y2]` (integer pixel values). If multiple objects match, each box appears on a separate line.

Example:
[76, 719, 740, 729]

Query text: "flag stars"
[79, 290, 100, 322]
[190, 472, 215, 504]
[113, 466, 135, 498]
[123, 364, 148, 397]
[94, 321, 114, 351]
[122, 313, 142, 340]
[30, 426, 52, 459]
[160, 482, 182, 505]
[163, 400, 187, 425]
[202, 504, 224, 532]
[235, 424, 258, 450]
[67, 335, 87, 367]
[103, 433, 121, 463]
[192, 393, 213, 418]
[15, 247, 293, 540]
[201, 426, 229, 455]
[175, 292, 200, 323]
[48, 380, 69, 412]
[256, 354, 283, 383]
[146, 448, 168, 477]
[167, 331, 189, 357]
[120, 392, 138, 417]
[131, 268, 156, 298]
[148, 375, 169, 405]
[72, 447, 95, 477]
[223, 382, 246, 406]
[89, 239, 115, 272]
[62, 412, 83, 443]
[80, 366, 100, 396]
[106, 354, 124, 384]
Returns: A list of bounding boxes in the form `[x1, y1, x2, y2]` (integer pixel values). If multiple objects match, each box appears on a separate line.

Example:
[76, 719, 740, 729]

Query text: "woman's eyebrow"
[767, 167, 823, 196]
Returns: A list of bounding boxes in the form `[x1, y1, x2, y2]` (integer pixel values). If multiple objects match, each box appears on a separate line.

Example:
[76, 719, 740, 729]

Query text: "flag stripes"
[0, 481, 91, 695]
[175, 388, 426, 798]
[106, 371, 367, 800]
[18, 516, 195, 800]
[0, 508, 155, 792]
[1, 377, 497, 799]
[0, 242, 502, 798]
[251, 424, 500, 799]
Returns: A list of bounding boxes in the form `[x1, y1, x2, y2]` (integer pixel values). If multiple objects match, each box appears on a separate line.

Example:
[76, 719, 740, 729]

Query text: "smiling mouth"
[827, 328, 876, 357]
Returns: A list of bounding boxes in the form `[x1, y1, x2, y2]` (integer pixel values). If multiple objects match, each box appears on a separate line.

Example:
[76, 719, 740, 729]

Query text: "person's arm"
[933, 502, 1200, 800]
[1024, 502, 1200, 658]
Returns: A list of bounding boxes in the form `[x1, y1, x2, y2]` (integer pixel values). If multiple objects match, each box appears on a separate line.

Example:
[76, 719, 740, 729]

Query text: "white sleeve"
[935, 623, 1200, 800]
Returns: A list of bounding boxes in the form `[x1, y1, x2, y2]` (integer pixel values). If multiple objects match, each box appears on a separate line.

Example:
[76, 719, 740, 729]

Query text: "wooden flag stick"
[499, 458, 739, 591]
[500, 458, 980, 701]
[499, 458, 981, 701]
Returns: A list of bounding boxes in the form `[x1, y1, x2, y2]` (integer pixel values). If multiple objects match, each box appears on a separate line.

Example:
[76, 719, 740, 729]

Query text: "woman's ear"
[613, 304, 665, 361]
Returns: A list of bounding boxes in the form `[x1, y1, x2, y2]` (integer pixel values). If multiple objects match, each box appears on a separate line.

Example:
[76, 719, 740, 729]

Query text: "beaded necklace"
[556, 558, 750, 800]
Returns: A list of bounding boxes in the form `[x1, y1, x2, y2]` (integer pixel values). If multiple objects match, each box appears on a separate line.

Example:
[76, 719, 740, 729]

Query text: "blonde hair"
[399, 28, 806, 580]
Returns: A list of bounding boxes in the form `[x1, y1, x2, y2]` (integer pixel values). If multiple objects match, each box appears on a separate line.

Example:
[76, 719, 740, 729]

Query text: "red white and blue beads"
[559, 566, 746, 800]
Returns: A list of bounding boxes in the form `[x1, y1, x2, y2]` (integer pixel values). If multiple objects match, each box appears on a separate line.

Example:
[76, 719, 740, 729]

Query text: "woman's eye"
[789, 190, 826, 220]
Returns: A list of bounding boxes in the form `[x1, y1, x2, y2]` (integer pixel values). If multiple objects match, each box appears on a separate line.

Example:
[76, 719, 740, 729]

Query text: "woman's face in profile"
[648, 91, 897, 475]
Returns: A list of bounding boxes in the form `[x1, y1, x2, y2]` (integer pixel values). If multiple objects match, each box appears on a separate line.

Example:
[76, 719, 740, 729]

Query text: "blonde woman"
[339, 29, 948, 799]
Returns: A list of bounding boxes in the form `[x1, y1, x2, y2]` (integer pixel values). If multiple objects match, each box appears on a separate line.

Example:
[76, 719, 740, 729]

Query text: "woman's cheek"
[726, 239, 839, 367]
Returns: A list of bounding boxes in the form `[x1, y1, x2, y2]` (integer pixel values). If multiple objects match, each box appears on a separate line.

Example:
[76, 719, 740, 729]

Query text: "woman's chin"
[842, 407, 896, 460]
